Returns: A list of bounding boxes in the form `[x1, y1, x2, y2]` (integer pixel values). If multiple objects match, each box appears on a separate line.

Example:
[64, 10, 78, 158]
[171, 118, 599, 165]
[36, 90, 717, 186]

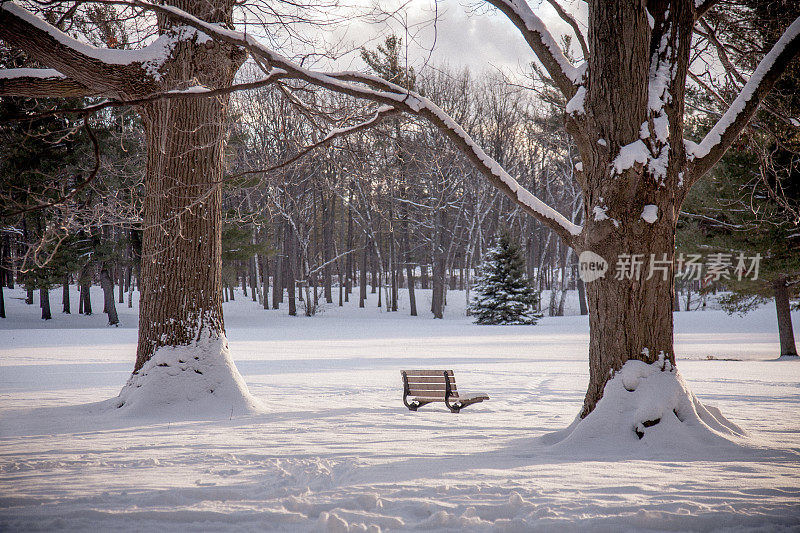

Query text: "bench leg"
[446, 398, 485, 413]
[403, 393, 433, 411]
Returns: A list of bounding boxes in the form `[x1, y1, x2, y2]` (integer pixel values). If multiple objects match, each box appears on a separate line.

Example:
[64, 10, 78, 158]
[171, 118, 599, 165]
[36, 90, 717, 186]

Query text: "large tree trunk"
[581, 219, 676, 417]
[773, 276, 798, 357]
[135, 96, 227, 370]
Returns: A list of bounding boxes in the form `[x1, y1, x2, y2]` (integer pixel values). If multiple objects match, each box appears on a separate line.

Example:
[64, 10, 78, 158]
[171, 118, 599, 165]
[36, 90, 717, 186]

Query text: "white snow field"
[1, 286, 799, 532]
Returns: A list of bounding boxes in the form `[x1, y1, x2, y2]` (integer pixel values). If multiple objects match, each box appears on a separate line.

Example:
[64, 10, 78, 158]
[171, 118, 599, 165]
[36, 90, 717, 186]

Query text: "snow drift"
[543, 352, 746, 453]
[114, 333, 264, 419]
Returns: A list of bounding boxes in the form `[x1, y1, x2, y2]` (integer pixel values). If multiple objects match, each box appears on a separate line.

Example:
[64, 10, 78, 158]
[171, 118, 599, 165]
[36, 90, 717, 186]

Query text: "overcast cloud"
[309, 0, 587, 78]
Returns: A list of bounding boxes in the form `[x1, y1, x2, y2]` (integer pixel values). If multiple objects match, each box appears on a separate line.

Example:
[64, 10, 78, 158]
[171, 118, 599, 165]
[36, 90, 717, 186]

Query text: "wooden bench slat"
[411, 390, 460, 398]
[407, 383, 456, 389]
[403, 370, 454, 377]
[405, 376, 449, 383]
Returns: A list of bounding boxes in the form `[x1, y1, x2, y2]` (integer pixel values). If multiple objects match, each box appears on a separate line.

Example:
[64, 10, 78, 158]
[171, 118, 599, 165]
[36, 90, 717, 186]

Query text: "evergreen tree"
[470, 231, 542, 325]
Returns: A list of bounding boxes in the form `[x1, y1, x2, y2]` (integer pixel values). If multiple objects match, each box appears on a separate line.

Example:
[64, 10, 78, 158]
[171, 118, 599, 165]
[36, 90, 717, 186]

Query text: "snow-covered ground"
[1, 286, 799, 532]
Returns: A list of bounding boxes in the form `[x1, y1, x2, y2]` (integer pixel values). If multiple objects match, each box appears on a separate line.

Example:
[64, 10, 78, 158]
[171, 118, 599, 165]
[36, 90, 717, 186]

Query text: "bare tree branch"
[1, 74, 287, 121]
[482, 0, 581, 97]
[224, 104, 400, 181]
[544, 0, 588, 60]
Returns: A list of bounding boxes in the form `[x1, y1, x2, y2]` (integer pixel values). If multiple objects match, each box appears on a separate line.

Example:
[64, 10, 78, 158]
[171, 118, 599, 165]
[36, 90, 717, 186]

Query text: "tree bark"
[135, 93, 229, 370]
[773, 276, 798, 357]
[581, 222, 676, 417]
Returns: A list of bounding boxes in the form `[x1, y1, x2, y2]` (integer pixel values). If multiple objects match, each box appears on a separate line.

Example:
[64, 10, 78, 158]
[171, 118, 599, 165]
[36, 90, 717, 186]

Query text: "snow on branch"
[0, 3, 207, 96]
[121, 0, 583, 244]
[686, 16, 800, 184]
[484, 0, 584, 97]
[0, 68, 65, 79]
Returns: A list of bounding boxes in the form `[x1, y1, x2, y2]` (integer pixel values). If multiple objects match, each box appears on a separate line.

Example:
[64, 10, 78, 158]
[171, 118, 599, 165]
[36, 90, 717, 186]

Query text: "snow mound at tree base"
[542, 354, 746, 454]
[113, 334, 264, 419]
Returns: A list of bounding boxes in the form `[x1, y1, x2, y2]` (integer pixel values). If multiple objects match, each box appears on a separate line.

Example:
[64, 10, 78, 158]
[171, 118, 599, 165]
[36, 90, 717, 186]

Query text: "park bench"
[401, 370, 489, 413]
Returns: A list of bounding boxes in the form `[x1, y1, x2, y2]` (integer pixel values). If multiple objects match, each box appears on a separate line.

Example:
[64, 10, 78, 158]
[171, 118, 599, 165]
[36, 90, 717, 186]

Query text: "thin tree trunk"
[360, 236, 368, 308]
[577, 278, 588, 316]
[80, 267, 92, 315]
[0, 283, 4, 319]
[250, 257, 257, 302]
[323, 192, 334, 304]
[273, 226, 283, 309]
[345, 195, 353, 301]
[402, 219, 417, 316]
[685, 284, 692, 312]
[40, 288, 51, 320]
[100, 267, 119, 326]
[287, 225, 297, 316]
[406, 262, 417, 316]
[63, 279, 71, 314]
[118, 268, 125, 304]
[260, 248, 269, 310]
[773, 276, 798, 357]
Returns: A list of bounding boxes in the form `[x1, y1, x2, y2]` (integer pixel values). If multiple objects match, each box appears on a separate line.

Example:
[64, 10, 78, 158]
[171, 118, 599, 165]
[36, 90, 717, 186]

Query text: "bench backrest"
[402, 370, 458, 399]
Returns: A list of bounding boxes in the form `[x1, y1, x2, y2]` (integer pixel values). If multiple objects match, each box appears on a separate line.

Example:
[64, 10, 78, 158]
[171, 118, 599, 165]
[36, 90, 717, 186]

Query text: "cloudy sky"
[311, 0, 587, 78]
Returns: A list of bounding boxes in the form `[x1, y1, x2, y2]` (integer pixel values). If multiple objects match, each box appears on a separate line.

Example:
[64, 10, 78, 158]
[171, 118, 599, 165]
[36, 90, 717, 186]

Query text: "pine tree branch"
[685, 17, 800, 187]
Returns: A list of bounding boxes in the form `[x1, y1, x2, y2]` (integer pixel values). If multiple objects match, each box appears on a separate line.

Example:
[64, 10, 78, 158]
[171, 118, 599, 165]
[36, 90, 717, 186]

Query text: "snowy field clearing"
[1, 287, 799, 532]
